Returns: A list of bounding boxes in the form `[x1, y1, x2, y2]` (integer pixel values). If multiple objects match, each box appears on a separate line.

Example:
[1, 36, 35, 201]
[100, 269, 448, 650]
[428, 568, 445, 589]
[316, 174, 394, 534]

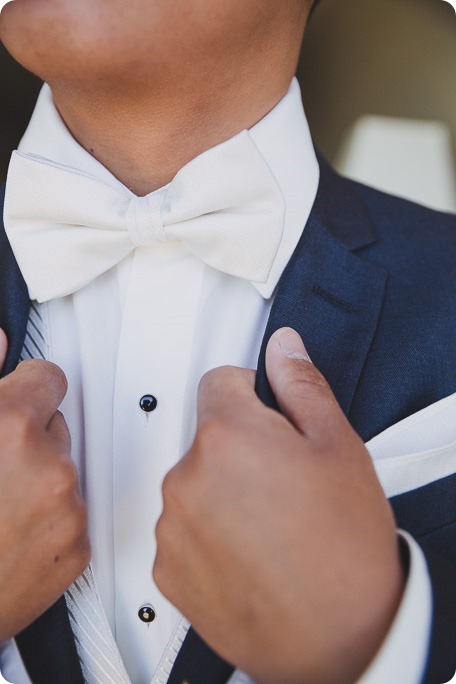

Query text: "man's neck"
[51, 75, 291, 197]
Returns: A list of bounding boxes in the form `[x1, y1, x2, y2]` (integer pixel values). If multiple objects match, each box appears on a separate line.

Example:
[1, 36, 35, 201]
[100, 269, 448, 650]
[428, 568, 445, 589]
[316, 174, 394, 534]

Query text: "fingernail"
[276, 328, 311, 361]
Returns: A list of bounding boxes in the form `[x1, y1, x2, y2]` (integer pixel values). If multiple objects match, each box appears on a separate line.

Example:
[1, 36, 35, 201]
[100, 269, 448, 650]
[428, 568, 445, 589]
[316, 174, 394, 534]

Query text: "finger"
[47, 410, 71, 453]
[197, 366, 256, 427]
[0, 359, 68, 426]
[265, 327, 345, 440]
[0, 329, 7, 370]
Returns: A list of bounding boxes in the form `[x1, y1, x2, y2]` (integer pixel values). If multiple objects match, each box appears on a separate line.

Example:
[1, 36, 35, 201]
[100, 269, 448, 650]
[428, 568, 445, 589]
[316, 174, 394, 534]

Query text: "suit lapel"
[0, 186, 29, 377]
[0, 188, 84, 683]
[15, 599, 84, 684]
[167, 629, 234, 684]
[256, 211, 387, 414]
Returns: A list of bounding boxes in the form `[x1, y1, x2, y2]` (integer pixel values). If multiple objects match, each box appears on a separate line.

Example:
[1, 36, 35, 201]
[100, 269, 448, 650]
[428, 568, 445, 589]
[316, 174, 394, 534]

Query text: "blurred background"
[299, 0, 456, 211]
[1, 0, 455, 211]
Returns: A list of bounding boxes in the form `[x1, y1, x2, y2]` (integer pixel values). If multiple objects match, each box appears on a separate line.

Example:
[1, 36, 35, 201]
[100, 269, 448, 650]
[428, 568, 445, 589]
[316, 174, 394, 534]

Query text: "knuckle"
[152, 554, 167, 593]
[161, 468, 177, 501]
[153, 519, 177, 598]
[66, 501, 89, 547]
[198, 368, 220, 397]
[199, 365, 238, 395]
[47, 361, 68, 394]
[199, 367, 215, 390]
[161, 468, 186, 511]
[19, 359, 68, 393]
[50, 458, 79, 499]
[50, 506, 90, 583]
[152, 547, 177, 603]
[16, 358, 40, 373]
[154, 519, 169, 565]
[200, 366, 226, 387]
[190, 418, 236, 474]
[154, 512, 165, 542]
[161, 463, 199, 525]
[52, 408, 66, 427]
[67, 535, 91, 580]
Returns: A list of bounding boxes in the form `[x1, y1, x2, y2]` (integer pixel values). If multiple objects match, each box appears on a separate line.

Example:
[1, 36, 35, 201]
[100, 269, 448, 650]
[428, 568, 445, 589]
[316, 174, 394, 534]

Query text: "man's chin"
[0, 0, 56, 79]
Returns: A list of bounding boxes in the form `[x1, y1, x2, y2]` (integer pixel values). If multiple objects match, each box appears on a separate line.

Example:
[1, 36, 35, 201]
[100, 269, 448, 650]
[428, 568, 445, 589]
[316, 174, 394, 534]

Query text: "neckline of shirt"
[17, 78, 319, 299]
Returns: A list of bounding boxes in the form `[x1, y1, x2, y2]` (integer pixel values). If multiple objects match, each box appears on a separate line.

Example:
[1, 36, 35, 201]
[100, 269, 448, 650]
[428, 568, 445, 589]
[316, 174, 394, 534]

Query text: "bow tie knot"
[125, 192, 167, 247]
[4, 130, 286, 302]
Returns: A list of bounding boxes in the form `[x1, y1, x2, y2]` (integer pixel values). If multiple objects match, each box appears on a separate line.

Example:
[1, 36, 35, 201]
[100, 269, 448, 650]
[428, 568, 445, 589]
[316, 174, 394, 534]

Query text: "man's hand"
[154, 327, 405, 684]
[0, 331, 90, 641]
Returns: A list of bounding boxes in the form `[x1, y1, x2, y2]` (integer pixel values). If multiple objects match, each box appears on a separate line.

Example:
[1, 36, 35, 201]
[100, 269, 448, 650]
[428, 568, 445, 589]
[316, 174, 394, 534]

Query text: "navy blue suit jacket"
[1, 158, 456, 684]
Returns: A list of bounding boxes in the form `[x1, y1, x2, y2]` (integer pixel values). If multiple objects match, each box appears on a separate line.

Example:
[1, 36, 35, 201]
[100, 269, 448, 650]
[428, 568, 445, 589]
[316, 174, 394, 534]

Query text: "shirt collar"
[17, 78, 319, 299]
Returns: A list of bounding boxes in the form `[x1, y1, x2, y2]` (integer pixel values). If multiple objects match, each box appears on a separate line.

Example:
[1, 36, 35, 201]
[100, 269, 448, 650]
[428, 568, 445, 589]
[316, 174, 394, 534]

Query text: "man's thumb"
[265, 327, 343, 440]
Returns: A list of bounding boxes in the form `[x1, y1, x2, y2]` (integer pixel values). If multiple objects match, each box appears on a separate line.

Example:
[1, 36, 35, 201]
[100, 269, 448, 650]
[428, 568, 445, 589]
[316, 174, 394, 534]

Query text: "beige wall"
[299, 0, 456, 164]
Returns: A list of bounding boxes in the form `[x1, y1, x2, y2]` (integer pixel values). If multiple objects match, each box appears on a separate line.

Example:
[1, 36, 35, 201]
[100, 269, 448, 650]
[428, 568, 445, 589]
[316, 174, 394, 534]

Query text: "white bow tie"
[4, 130, 285, 303]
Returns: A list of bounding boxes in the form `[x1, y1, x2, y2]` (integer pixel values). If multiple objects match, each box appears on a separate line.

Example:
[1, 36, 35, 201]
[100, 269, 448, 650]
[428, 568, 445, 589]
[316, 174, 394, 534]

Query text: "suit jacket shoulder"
[313, 162, 456, 441]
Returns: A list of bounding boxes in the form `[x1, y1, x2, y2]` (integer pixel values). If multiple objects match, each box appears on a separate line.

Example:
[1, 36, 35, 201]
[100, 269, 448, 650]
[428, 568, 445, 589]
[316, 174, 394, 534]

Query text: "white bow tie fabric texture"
[4, 130, 285, 303]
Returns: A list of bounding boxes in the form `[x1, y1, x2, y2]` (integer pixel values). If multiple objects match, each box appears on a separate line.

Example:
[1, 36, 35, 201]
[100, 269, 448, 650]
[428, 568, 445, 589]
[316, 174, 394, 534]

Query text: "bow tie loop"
[125, 193, 167, 247]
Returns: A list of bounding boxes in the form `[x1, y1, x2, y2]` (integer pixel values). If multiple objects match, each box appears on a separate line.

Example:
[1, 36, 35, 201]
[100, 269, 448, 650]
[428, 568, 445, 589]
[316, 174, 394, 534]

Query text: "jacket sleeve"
[390, 474, 456, 684]
[355, 532, 431, 684]
[421, 544, 456, 684]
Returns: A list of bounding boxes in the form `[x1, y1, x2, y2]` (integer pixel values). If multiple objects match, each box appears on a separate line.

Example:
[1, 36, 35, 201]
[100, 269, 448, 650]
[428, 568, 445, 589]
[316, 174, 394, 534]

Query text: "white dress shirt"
[0, 78, 431, 684]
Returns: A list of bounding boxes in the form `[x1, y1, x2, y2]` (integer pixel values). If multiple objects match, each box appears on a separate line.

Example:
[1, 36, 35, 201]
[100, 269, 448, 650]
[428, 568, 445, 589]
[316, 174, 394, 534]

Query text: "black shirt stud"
[139, 395, 158, 413]
[138, 605, 156, 623]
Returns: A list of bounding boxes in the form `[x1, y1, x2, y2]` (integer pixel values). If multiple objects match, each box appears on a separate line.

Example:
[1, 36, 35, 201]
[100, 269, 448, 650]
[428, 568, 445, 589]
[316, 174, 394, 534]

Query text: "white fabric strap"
[150, 618, 190, 684]
[19, 301, 49, 362]
[65, 568, 130, 684]
[4, 131, 285, 303]
[20, 306, 131, 683]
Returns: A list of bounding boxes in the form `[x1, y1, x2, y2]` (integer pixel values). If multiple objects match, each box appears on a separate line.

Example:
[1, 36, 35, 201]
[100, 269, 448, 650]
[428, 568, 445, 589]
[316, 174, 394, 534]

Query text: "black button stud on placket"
[139, 394, 158, 412]
[138, 605, 156, 623]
